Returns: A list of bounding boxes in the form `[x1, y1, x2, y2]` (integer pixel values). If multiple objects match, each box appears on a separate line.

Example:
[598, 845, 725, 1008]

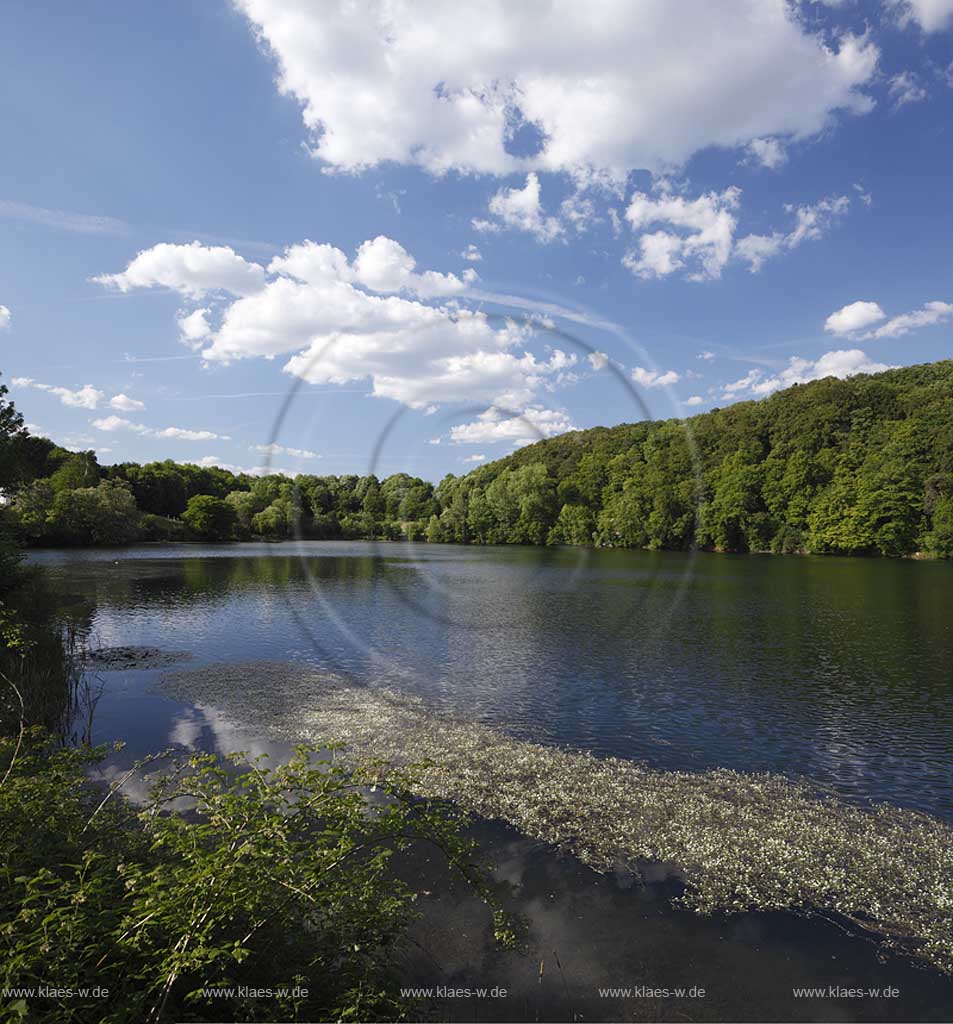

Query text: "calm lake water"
[26, 542, 953, 1021]
[30, 541, 953, 819]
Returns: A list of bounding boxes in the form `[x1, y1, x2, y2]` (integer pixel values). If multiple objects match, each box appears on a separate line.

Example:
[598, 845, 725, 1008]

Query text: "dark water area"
[400, 817, 953, 1023]
[24, 542, 953, 1020]
[30, 540, 953, 818]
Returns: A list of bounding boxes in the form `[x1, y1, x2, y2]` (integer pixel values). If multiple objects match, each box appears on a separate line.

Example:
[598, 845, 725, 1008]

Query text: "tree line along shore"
[2, 358, 952, 557]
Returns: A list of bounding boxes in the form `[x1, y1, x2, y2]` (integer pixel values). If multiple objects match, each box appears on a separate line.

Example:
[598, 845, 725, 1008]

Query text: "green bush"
[138, 514, 189, 543]
[181, 495, 236, 542]
[0, 734, 501, 1023]
[250, 498, 294, 540]
[925, 495, 953, 557]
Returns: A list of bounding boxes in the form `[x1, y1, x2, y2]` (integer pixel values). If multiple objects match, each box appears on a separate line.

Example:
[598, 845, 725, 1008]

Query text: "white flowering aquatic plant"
[162, 662, 953, 976]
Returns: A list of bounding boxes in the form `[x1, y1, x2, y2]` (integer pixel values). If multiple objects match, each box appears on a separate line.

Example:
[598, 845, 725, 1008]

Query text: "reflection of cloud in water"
[160, 661, 953, 976]
[167, 703, 293, 764]
[88, 701, 297, 810]
[402, 820, 953, 1022]
[169, 708, 203, 749]
[88, 761, 162, 808]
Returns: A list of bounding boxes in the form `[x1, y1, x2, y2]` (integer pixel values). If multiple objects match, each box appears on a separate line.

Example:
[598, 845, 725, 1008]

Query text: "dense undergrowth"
[0, 734, 504, 1023]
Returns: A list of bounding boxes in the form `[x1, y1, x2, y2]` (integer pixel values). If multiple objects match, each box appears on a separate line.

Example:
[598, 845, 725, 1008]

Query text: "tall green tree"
[182, 495, 237, 541]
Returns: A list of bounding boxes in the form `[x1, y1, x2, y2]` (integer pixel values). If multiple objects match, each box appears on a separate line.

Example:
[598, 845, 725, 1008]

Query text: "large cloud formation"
[95, 238, 577, 421]
[236, 0, 877, 178]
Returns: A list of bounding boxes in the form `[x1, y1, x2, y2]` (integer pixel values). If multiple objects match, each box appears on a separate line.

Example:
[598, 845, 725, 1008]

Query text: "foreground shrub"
[0, 734, 496, 1023]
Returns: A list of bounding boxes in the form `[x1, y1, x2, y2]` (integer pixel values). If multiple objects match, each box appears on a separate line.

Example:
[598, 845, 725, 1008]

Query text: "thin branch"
[0, 672, 26, 792]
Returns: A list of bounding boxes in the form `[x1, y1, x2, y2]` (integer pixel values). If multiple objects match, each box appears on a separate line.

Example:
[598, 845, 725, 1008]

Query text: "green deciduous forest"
[3, 359, 953, 557]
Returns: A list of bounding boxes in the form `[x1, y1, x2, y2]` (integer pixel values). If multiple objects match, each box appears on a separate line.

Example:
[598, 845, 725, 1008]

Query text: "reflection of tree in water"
[1, 586, 100, 744]
[60, 554, 387, 613]
[691, 553, 953, 721]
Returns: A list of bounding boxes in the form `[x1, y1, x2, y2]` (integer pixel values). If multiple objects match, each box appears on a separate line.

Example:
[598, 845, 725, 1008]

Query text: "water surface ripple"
[29, 541, 953, 819]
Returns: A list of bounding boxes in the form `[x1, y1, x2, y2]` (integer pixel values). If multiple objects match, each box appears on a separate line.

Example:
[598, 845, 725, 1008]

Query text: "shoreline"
[24, 537, 949, 561]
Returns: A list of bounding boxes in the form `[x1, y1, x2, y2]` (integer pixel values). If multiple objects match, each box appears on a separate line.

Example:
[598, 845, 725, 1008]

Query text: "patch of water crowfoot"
[161, 662, 953, 975]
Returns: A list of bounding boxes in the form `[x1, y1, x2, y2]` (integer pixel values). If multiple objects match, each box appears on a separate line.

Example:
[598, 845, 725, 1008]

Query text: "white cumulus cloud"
[93, 241, 266, 299]
[352, 235, 467, 296]
[90, 415, 140, 433]
[96, 235, 575, 415]
[450, 405, 573, 447]
[154, 426, 224, 441]
[560, 193, 599, 233]
[746, 137, 787, 169]
[474, 174, 563, 242]
[631, 366, 681, 388]
[866, 300, 953, 338]
[252, 443, 320, 459]
[109, 394, 145, 412]
[0, 305, 10, 330]
[888, 70, 928, 107]
[720, 349, 894, 400]
[623, 187, 739, 280]
[736, 194, 851, 272]
[618, 184, 853, 280]
[234, 0, 877, 178]
[825, 300, 886, 335]
[197, 455, 296, 477]
[11, 378, 104, 409]
[825, 298, 953, 338]
[887, 0, 953, 31]
[177, 308, 213, 348]
[90, 416, 230, 441]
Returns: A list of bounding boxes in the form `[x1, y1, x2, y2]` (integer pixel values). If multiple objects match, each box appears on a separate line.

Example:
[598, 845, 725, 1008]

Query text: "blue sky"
[1, 0, 952, 480]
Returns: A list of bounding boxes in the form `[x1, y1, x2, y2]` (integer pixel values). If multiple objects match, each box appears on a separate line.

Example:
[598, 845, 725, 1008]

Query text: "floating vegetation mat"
[161, 661, 953, 974]
[86, 646, 192, 671]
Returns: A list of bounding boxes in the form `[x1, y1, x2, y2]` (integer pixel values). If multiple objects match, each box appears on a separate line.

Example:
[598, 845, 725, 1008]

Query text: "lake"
[30, 540, 953, 817]
[28, 541, 953, 1021]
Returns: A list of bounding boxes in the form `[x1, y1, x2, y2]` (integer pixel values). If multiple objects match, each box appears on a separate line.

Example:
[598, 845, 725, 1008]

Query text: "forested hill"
[436, 359, 953, 557]
[2, 360, 952, 557]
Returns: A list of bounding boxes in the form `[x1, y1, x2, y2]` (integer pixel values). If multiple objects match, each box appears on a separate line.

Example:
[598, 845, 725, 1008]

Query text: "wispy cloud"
[466, 288, 621, 332]
[0, 199, 277, 256]
[0, 199, 131, 235]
